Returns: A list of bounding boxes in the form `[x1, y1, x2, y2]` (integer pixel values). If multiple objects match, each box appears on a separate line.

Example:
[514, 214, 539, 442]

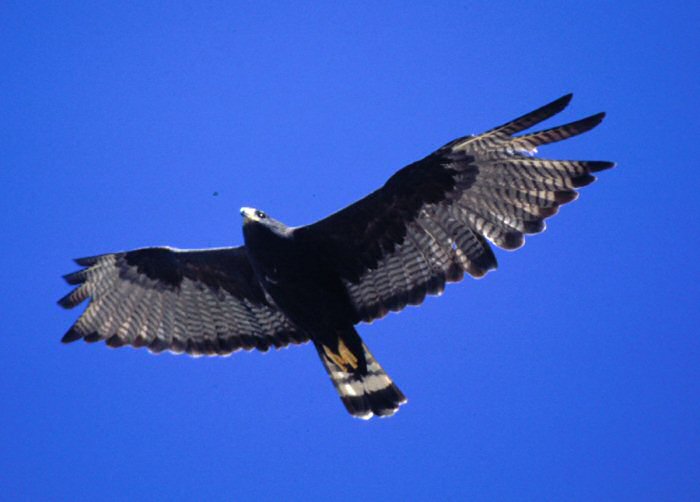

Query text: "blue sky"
[2, 1, 699, 500]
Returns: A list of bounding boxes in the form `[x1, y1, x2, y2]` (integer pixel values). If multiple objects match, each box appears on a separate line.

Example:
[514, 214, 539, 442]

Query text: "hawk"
[59, 94, 613, 419]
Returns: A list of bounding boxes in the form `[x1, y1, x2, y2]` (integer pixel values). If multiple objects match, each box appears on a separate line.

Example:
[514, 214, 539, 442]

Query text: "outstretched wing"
[59, 246, 308, 355]
[294, 94, 614, 323]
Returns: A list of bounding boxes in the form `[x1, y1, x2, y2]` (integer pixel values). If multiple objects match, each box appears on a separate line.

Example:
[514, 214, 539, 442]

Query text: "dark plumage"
[59, 94, 614, 419]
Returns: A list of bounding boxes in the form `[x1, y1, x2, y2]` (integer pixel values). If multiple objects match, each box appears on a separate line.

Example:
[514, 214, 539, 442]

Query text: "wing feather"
[295, 95, 613, 323]
[59, 246, 307, 355]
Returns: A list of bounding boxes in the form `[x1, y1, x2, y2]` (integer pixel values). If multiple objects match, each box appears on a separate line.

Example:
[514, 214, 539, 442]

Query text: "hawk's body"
[242, 213, 405, 416]
[60, 95, 614, 418]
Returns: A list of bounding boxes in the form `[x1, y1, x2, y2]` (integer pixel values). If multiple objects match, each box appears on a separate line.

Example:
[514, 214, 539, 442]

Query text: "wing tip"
[587, 111, 606, 127]
[61, 327, 84, 343]
[552, 92, 574, 111]
[74, 255, 102, 267]
[63, 270, 86, 285]
[569, 112, 606, 136]
[571, 173, 597, 188]
[555, 190, 579, 204]
[536, 93, 575, 120]
[57, 289, 81, 309]
[589, 160, 616, 172]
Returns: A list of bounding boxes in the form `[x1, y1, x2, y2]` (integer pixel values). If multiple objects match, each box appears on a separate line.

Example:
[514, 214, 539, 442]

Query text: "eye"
[255, 210, 267, 219]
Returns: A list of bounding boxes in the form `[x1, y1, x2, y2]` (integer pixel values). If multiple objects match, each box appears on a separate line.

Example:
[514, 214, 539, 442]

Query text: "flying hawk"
[59, 94, 614, 419]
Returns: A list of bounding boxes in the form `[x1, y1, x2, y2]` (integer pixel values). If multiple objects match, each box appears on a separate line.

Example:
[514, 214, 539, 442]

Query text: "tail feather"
[316, 339, 407, 419]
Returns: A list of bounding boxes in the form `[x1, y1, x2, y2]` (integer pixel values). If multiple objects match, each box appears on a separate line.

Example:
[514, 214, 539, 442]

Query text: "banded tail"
[315, 329, 406, 419]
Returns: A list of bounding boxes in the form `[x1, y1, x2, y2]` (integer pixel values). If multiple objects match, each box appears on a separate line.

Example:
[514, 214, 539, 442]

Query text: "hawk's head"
[240, 207, 292, 236]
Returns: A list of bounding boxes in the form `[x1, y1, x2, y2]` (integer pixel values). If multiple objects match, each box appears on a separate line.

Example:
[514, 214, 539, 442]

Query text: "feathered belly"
[260, 263, 358, 333]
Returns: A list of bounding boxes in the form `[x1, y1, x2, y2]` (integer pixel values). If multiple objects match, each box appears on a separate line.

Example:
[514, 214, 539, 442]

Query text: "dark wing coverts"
[295, 94, 614, 323]
[59, 247, 306, 354]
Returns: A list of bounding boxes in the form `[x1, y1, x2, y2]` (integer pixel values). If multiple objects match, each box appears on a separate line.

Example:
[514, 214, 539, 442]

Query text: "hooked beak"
[240, 207, 257, 222]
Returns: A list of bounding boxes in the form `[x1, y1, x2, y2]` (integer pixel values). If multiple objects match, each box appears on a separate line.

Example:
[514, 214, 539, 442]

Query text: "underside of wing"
[295, 94, 614, 322]
[59, 246, 308, 355]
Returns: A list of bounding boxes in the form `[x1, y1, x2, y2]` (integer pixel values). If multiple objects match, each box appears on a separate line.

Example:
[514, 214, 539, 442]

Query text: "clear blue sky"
[2, 2, 699, 500]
